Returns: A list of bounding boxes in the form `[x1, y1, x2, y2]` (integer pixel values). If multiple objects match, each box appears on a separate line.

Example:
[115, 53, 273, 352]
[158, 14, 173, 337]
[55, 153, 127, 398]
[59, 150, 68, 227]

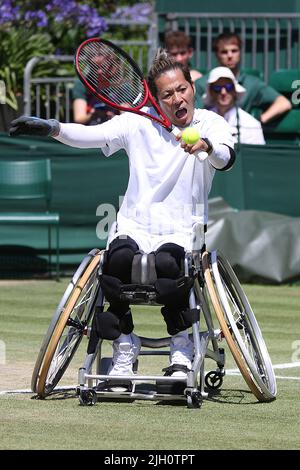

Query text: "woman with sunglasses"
[204, 67, 265, 145]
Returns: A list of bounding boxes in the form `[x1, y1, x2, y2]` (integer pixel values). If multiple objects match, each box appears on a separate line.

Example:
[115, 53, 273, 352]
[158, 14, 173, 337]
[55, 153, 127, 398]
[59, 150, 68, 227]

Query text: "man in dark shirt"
[195, 32, 291, 124]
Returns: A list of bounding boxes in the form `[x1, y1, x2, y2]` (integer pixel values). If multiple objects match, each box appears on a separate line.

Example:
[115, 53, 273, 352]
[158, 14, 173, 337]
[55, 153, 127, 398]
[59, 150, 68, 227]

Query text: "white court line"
[226, 361, 300, 374]
[226, 361, 300, 380]
[272, 362, 300, 369]
[226, 371, 300, 380]
[0, 386, 75, 396]
[274, 376, 300, 380]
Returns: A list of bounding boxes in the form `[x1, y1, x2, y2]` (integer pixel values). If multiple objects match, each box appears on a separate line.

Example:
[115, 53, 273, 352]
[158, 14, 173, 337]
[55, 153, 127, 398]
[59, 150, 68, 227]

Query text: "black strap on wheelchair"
[162, 364, 190, 375]
[161, 306, 200, 336]
[155, 276, 194, 307]
[131, 251, 157, 285]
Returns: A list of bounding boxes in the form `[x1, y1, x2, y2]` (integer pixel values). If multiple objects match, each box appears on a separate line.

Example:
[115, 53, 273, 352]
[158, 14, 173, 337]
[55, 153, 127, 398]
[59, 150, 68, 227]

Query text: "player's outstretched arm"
[9, 116, 60, 137]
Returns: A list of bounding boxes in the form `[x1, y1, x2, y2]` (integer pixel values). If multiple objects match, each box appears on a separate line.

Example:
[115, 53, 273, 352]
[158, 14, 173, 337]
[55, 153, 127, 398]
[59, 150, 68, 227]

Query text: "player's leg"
[98, 236, 141, 379]
[155, 243, 194, 377]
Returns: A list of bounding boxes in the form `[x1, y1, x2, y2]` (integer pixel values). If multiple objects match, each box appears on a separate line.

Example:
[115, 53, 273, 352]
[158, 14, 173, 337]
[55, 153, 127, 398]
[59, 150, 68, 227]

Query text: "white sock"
[173, 329, 189, 340]
[115, 333, 131, 344]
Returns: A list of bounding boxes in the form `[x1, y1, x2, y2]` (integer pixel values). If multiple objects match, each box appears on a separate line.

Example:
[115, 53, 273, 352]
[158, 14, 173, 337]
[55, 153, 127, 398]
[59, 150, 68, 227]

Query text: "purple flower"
[24, 10, 48, 27]
[0, 0, 107, 44]
[86, 16, 108, 37]
[0, 0, 20, 25]
[54, 13, 64, 22]
[111, 2, 153, 22]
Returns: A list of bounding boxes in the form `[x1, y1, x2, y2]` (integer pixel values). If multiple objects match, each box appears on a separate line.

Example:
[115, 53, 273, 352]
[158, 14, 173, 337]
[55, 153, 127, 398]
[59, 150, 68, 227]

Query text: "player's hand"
[9, 116, 60, 137]
[175, 133, 211, 155]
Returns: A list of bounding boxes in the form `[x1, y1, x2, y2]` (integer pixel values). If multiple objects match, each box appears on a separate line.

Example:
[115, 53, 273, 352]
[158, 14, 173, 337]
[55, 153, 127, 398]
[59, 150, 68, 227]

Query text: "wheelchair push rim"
[203, 250, 277, 402]
[33, 250, 101, 397]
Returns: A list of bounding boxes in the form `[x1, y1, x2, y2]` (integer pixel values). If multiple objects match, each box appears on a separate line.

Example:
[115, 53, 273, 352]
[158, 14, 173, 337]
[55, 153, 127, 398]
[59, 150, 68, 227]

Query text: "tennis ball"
[181, 127, 200, 145]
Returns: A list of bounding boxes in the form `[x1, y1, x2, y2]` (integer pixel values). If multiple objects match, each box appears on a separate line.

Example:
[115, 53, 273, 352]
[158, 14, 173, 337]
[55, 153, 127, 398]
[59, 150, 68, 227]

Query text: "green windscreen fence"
[210, 143, 300, 216]
[155, 0, 299, 13]
[0, 134, 300, 270]
[0, 133, 129, 268]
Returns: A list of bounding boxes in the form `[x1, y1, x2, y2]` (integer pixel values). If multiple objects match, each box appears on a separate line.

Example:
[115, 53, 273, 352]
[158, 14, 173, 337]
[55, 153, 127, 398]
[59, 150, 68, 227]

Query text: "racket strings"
[78, 42, 145, 107]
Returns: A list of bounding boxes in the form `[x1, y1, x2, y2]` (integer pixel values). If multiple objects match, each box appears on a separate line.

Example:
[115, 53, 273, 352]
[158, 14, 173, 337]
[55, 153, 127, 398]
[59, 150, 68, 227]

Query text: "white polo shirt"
[211, 106, 266, 145]
[56, 107, 234, 251]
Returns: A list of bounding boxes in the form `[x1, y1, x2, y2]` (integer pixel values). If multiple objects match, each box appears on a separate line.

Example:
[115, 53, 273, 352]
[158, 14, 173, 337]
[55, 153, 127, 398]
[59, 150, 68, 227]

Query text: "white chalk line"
[0, 385, 76, 396]
[225, 361, 300, 380]
[226, 361, 300, 374]
[227, 372, 300, 380]
[273, 361, 300, 369]
[0, 362, 299, 395]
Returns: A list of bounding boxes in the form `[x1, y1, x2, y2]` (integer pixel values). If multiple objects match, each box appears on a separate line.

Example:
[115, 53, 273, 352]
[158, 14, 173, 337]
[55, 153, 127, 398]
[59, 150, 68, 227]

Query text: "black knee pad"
[155, 276, 193, 307]
[161, 307, 200, 336]
[155, 251, 181, 279]
[100, 274, 122, 303]
[105, 236, 139, 282]
[94, 309, 134, 340]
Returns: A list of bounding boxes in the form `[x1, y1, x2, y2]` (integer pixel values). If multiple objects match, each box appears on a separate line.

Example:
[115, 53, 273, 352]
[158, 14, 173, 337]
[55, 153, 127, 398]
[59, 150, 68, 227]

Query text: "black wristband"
[202, 138, 213, 155]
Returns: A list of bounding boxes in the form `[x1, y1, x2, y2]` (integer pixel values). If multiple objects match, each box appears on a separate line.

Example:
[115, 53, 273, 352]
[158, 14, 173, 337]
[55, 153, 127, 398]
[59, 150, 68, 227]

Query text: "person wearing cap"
[204, 66, 265, 145]
[195, 32, 291, 124]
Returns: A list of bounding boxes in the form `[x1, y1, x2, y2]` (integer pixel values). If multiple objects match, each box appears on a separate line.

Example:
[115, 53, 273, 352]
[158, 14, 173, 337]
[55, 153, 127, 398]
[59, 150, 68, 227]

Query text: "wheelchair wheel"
[202, 250, 277, 402]
[31, 249, 102, 397]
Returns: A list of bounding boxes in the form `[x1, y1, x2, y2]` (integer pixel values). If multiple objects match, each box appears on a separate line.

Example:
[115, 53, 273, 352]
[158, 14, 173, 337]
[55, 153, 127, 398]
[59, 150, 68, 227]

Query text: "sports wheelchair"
[31, 224, 277, 409]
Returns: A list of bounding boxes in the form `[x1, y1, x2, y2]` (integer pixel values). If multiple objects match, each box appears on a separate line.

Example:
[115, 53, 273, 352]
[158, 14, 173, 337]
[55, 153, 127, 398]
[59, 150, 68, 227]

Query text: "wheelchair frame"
[31, 225, 277, 409]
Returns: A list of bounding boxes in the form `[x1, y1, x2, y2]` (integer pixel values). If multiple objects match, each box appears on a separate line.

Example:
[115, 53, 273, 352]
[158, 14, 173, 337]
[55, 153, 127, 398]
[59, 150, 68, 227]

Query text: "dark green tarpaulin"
[207, 198, 300, 284]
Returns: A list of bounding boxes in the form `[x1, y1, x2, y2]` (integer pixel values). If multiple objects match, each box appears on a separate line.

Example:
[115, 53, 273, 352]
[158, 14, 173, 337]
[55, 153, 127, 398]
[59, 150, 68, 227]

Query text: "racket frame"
[75, 37, 172, 131]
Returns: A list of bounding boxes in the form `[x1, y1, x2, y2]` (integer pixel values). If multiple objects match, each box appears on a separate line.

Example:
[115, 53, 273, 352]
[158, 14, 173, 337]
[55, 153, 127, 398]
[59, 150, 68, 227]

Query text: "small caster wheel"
[186, 390, 202, 409]
[79, 389, 97, 406]
[205, 371, 223, 389]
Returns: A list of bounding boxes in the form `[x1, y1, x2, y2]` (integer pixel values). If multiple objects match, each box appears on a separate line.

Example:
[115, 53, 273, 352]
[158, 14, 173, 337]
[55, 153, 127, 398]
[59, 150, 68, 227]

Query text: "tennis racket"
[75, 37, 207, 161]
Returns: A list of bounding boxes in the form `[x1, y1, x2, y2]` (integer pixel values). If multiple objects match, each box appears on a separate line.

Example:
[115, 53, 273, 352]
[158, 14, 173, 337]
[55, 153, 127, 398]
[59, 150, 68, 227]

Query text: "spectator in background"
[164, 30, 202, 83]
[204, 67, 265, 145]
[195, 32, 292, 124]
[72, 78, 117, 125]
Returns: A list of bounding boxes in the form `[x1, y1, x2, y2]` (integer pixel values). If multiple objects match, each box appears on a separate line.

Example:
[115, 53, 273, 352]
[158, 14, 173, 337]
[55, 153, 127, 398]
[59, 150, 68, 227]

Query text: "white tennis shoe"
[169, 330, 194, 377]
[107, 333, 141, 390]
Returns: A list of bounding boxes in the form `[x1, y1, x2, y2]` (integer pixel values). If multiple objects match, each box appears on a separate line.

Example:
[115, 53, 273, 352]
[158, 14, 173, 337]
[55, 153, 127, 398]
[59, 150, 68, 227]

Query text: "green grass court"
[0, 280, 299, 450]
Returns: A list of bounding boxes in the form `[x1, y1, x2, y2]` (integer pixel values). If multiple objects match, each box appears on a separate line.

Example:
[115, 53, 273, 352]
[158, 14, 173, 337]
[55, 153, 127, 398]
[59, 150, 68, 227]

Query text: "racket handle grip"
[171, 126, 208, 162]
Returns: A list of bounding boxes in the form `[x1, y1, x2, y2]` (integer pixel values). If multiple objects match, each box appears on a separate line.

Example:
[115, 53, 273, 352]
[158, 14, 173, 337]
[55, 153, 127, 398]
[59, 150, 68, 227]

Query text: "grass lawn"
[0, 280, 299, 450]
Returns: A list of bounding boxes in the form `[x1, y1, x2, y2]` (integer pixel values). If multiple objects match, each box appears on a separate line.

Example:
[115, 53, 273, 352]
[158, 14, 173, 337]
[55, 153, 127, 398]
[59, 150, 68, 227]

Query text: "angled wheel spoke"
[203, 250, 276, 402]
[32, 250, 103, 397]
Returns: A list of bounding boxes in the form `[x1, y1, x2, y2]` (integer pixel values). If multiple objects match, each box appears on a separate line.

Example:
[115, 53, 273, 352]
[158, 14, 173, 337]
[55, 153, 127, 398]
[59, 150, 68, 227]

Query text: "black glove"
[9, 116, 60, 137]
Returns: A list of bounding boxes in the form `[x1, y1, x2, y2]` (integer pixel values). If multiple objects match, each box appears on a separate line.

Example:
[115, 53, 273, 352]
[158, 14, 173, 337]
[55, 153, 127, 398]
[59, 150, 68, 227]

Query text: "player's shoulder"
[112, 107, 152, 132]
[121, 106, 151, 121]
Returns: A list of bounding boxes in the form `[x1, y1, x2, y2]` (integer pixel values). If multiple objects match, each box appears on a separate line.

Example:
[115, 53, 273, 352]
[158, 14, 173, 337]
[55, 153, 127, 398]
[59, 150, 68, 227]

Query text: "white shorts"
[107, 224, 191, 253]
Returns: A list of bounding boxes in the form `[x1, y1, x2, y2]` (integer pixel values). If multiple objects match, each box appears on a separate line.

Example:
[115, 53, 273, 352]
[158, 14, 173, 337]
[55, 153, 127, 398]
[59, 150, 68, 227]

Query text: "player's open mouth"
[175, 108, 187, 119]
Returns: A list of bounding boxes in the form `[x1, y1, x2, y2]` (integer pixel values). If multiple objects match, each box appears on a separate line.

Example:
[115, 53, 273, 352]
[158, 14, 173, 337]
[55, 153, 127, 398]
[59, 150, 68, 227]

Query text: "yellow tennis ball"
[181, 127, 200, 145]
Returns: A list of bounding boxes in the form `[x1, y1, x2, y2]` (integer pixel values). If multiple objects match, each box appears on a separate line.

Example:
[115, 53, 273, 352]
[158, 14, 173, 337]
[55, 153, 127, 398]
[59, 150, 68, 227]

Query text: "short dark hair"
[147, 49, 193, 99]
[213, 32, 243, 53]
[164, 30, 193, 51]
